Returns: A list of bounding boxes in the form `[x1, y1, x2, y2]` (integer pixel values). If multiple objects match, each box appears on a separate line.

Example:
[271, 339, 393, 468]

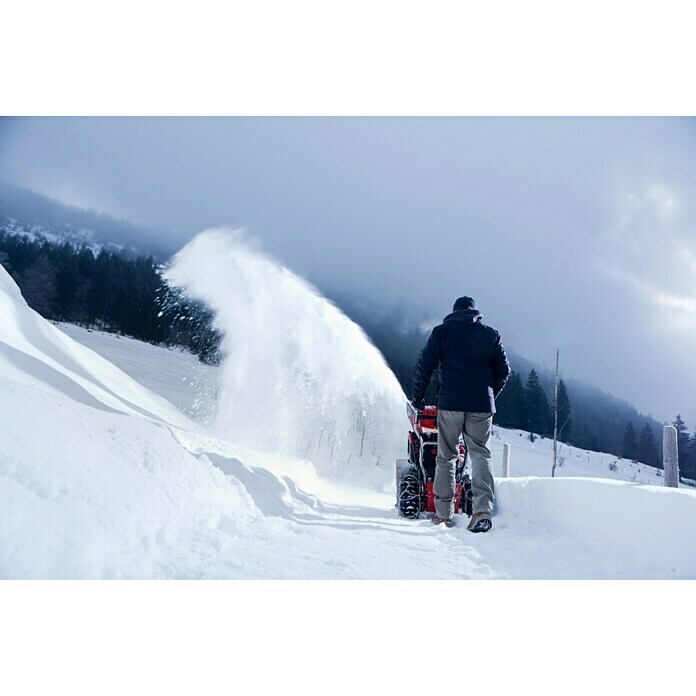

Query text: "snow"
[164, 228, 406, 490]
[2, 252, 696, 579]
[496, 477, 696, 577]
[56, 323, 218, 422]
[487, 427, 668, 486]
[55, 323, 670, 488]
[1, 218, 123, 256]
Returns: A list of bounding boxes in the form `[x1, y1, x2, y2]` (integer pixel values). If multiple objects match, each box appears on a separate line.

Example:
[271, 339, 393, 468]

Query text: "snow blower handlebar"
[407, 401, 422, 420]
[407, 401, 438, 429]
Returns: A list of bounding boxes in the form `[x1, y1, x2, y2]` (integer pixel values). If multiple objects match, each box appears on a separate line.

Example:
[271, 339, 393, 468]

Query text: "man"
[411, 296, 510, 532]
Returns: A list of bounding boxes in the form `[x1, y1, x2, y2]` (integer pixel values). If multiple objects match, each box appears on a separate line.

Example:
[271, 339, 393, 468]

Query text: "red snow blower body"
[395, 403, 473, 519]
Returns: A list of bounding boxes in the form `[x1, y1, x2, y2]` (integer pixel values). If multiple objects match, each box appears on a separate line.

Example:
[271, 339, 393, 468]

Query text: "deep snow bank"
[497, 477, 696, 577]
[56, 322, 218, 422]
[164, 228, 407, 490]
[0, 265, 263, 577]
[0, 266, 190, 429]
[0, 263, 393, 579]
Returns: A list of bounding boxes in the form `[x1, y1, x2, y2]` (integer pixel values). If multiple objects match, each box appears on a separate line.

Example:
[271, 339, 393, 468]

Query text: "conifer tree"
[672, 415, 690, 481]
[686, 430, 696, 482]
[525, 369, 552, 436]
[494, 371, 525, 429]
[622, 421, 638, 461]
[0, 233, 221, 363]
[0, 250, 12, 272]
[672, 414, 689, 452]
[588, 432, 600, 452]
[556, 379, 572, 443]
[638, 422, 659, 468]
[19, 254, 57, 316]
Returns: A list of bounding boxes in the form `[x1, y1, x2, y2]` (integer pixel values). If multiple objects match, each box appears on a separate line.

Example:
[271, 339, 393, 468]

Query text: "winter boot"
[467, 512, 492, 533]
[431, 514, 454, 528]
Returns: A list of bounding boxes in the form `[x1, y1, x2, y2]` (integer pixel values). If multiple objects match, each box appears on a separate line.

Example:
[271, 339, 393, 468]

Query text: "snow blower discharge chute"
[395, 403, 473, 519]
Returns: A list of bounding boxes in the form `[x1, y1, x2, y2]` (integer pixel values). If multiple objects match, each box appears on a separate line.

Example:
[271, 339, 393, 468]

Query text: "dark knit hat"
[453, 296, 477, 312]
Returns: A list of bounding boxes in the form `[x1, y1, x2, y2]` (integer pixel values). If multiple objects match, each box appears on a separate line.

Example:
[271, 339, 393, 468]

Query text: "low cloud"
[604, 266, 696, 314]
[603, 182, 696, 316]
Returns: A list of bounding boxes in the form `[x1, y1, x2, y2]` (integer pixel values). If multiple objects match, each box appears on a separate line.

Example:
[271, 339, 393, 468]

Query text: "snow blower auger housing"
[395, 403, 473, 519]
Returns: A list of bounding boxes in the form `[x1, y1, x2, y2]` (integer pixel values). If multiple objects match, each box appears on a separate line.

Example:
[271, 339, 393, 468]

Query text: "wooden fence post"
[663, 425, 679, 488]
[502, 443, 510, 478]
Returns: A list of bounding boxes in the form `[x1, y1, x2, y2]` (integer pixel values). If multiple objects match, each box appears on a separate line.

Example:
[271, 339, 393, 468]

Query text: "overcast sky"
[1, 116, 694, 425]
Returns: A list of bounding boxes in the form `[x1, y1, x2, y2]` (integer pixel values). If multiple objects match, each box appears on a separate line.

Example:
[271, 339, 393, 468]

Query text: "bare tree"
[552, 349, 559, 477]
[550, 350, 575, 476]
[355, 408, 379, 458]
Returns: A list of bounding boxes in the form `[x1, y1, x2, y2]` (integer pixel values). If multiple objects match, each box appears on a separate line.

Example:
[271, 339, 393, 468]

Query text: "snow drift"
[496, 477, 696, 577]
[0, 264, 262, 578]
[0, 260, 402, 578]
[0, 267, 190, 429]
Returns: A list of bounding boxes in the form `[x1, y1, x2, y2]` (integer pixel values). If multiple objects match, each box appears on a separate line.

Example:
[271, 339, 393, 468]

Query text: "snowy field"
[57, 323, 219, 422]
[2, 260, 696, 579]
[57, 322, 669, 488]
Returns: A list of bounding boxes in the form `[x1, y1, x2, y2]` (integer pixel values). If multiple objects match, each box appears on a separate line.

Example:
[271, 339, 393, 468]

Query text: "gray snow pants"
[434, 410, 494, 519]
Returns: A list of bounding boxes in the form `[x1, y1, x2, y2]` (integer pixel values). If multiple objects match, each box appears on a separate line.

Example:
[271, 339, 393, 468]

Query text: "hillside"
[0, 183, 680, 465]
[59, 322, 668, 487]
[0, 180, 168, 258]
[331, 291, 673, 463]
[2, 254, 695, 579]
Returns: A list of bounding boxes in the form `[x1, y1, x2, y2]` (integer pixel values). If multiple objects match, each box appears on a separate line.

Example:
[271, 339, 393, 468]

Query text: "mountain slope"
[2, 268, 695, 579]
[1, 183, 670, 461]
[59, 322, 669, 487]
[331, 291, 670, 461]
[0, 181, 169, 258]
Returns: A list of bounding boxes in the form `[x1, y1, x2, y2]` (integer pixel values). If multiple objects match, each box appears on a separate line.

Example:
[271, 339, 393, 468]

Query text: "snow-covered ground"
[58, 322, 669, 487]
[57, 323, 218, 422]
[2, 265, 696, 579]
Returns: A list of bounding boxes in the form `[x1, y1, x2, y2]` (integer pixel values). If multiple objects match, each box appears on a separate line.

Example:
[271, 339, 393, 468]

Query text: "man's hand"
[411, 397, 425, 411]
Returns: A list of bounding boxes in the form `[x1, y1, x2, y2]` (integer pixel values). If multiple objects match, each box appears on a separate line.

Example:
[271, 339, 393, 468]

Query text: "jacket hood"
[443, 309, 483, 325]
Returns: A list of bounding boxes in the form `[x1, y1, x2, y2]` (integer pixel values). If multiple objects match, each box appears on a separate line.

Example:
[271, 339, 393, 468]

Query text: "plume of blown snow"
[164, 228, 407, 490]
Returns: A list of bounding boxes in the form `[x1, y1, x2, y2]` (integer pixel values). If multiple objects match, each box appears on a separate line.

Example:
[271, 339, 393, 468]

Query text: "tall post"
[551, 348, 559, 477]
[502, 443, 510, 478]
[663, 425, 679, 488]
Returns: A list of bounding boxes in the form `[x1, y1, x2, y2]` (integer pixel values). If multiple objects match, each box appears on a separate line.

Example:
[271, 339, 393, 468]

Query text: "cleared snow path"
[171, 438, 696, 579]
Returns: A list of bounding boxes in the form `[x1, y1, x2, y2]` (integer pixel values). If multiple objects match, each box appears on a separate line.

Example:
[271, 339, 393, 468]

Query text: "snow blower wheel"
[396, 461, 421, 518]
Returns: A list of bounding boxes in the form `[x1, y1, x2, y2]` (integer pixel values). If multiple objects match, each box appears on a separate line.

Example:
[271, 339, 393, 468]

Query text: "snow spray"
[165, 228, 407, 490]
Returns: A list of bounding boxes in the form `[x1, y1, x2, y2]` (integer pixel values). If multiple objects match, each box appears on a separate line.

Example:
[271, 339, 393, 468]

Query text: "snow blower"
[395, 403, 473, 519]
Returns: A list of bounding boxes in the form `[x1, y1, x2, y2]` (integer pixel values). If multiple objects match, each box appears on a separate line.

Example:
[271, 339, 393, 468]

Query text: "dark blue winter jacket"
[411, 309, 511, 413]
